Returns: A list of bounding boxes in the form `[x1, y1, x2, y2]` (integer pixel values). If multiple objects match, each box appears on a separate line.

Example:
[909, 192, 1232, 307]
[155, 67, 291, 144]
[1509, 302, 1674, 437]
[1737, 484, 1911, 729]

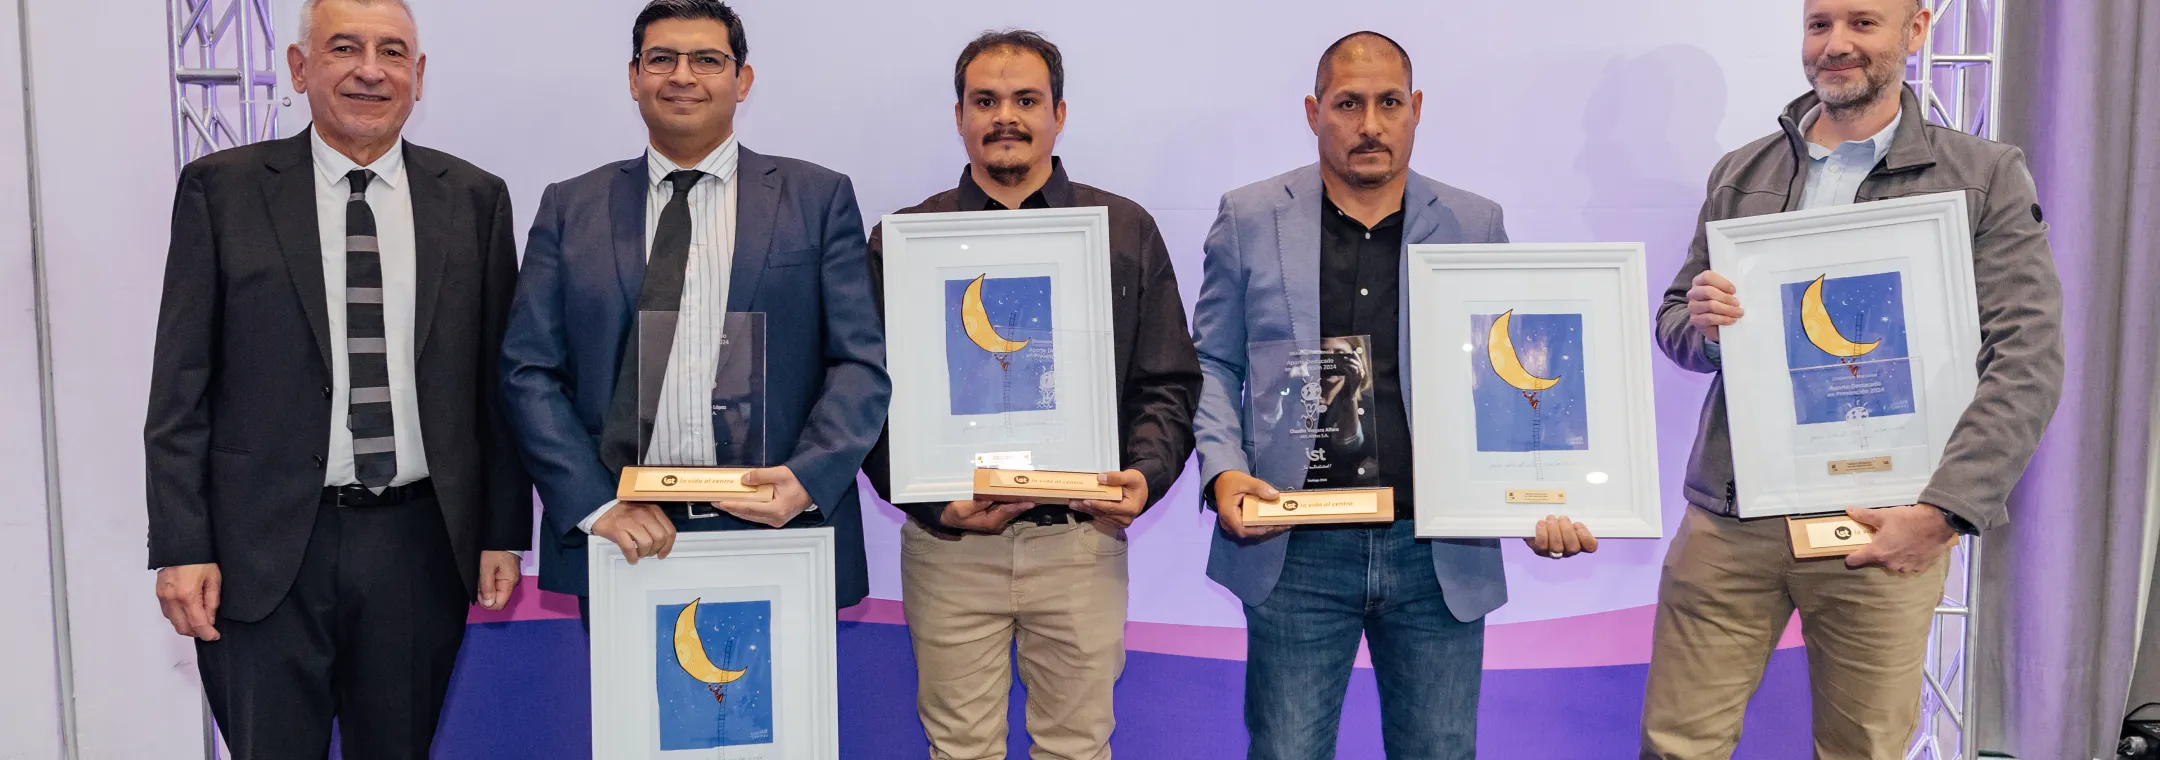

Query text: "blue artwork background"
[654, 599, 775, 751]
[1778, 272, 1917, 425]
[1470, 313, 1590, 452]
[944, 276, 1056, 416]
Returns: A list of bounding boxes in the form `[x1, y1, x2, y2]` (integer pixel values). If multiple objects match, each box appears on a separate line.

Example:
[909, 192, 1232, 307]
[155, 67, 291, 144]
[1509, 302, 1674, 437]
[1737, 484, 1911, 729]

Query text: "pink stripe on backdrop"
[477, 582, 1806, 670]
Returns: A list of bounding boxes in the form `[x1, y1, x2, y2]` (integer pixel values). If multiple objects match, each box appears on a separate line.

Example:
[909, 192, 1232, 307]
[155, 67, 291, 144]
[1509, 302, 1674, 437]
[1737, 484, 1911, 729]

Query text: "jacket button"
[312, 455, 325, 469]
[321, 386, 332, 399]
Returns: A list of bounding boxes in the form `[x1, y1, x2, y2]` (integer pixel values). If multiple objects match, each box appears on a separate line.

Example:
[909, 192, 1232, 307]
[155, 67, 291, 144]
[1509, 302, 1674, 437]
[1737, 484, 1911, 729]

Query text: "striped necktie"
[343, 168, 396, 491]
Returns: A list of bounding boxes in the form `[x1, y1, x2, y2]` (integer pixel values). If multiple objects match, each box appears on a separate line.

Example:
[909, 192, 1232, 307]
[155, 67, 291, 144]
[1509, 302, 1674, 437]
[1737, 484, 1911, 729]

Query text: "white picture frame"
[880, 207, 1120, 502]
[1706, 191, 1979, 518]
[1405, 243, 1664, 539]
[588, 529, 838, 760]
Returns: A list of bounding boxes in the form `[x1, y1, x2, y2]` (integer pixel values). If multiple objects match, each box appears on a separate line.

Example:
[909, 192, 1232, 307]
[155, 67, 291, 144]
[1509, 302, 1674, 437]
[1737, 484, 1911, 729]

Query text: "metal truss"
[167, 0, 279, 170]
[1904, 3, 2002, 757]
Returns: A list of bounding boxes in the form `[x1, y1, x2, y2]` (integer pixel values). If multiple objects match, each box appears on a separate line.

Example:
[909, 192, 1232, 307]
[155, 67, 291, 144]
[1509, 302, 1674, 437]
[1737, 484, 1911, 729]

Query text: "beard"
[982, 127, 1035, 186]
[1806, 40, 1907, 116]
[1335, 137, 1396, 188]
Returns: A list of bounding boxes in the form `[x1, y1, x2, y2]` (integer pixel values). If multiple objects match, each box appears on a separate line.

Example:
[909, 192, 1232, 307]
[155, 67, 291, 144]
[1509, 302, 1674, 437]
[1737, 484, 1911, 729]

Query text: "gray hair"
[296, 0, 417, 48]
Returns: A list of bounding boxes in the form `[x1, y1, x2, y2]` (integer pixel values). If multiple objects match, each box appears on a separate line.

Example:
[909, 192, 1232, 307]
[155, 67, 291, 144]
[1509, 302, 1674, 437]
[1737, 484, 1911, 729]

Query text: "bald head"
[1314, 31, 1412, 98]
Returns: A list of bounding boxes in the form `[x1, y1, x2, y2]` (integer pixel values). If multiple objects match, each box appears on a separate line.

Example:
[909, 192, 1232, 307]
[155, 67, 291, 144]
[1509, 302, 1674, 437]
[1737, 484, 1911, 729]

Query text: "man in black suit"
[143, 1, 530, 757]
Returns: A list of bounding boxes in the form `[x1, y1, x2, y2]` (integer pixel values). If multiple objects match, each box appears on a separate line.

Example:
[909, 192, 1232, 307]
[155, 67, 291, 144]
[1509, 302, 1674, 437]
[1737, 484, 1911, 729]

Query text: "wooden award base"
[617, 466, 775, 503]
[1788, 513, 1875, 559]
[1243, 487, 1395, 527]
[972, 468, 1123, 505]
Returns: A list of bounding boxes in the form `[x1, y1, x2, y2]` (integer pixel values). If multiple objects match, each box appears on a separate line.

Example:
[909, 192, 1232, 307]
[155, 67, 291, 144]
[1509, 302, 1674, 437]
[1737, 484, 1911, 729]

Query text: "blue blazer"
[500, 147, 889, 604]
[1194, 164, 1510, 622]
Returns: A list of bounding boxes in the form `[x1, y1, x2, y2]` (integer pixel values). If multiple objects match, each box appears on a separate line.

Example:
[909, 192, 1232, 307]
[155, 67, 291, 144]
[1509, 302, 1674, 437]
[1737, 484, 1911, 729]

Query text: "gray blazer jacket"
[1193, 163, 1511, 622]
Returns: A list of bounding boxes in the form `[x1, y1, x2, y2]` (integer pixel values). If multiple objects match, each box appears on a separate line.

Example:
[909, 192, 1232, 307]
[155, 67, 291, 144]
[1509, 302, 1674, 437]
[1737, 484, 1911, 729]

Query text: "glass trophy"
[615, 311, 775, 503]
[1240, 336, 1394, 526]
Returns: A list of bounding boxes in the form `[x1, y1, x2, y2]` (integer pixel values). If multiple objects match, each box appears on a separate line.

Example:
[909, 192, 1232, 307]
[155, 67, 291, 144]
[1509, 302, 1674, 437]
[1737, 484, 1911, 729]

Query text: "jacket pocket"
[210, 444, 251, 455]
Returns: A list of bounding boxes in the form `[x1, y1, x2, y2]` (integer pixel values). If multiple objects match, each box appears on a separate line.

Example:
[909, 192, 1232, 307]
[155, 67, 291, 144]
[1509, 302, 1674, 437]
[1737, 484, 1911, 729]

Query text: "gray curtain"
[1977, 1, 2160, 757]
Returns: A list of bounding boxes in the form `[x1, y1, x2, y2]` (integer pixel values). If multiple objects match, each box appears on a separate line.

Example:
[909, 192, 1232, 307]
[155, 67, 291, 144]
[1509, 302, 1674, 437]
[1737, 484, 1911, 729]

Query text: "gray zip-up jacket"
[1658, 85, 2064, 531]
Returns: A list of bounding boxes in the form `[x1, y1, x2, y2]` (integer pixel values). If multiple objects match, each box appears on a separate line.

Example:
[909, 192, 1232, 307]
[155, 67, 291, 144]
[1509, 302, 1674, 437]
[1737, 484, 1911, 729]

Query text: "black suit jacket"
[145, 129, 532, 623]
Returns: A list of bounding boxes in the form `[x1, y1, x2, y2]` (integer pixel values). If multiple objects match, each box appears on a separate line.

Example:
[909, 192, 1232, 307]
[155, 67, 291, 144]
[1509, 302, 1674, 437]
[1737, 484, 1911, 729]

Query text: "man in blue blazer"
[1193, 33, 1596, 757]
[501, 0, 887, 608]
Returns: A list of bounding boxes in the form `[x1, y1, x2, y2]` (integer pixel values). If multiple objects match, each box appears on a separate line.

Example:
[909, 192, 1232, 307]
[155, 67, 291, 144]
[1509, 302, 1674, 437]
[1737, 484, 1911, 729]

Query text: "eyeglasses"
[638, 48, 738, 76]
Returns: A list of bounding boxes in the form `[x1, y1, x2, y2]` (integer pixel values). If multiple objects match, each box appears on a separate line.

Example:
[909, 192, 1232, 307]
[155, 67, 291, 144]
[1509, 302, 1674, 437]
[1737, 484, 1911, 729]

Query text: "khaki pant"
[900, 516, 1129, 760]
[1641, 507, 1948, 760]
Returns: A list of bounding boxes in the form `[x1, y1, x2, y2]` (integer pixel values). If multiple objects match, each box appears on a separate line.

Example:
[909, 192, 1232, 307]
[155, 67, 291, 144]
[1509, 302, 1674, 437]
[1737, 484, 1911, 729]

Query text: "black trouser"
[197, 495, 467, 759]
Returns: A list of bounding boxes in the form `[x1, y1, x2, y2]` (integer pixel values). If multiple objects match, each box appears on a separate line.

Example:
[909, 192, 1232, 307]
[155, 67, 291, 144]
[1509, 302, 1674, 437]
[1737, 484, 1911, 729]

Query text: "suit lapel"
[1274, 165, 1324, 346]
[405, 144, 453, 357]
[1396, 176, 1445, 426]
[727, 147, 782, 312]
[263, 132, 332, 372]
[610, 158, 647, 309]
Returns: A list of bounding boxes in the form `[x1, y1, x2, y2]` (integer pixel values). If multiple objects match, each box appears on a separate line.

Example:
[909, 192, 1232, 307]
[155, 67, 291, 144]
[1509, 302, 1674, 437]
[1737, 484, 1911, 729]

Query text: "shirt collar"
[1320, 191, 1405, 232]
[1798, 104, 1901, 164]
[956, 156, 1074, 211]
[646, 135, 741, 188]
[310, 125, 406, 190]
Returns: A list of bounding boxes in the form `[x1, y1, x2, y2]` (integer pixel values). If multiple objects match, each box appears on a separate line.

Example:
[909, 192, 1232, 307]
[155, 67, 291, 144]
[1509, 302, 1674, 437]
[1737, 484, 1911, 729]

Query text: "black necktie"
[601, 170, 705, 474]
[343, 169, 397, 491]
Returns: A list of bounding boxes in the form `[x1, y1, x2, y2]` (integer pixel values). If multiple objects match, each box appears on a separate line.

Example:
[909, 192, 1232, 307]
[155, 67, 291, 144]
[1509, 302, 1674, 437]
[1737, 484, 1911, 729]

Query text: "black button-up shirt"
[1310, 193, 1414, 517]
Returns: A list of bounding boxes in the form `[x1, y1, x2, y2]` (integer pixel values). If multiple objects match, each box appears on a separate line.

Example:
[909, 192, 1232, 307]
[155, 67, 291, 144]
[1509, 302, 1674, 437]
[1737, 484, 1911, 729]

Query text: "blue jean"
[1244, 520, 1485, 760]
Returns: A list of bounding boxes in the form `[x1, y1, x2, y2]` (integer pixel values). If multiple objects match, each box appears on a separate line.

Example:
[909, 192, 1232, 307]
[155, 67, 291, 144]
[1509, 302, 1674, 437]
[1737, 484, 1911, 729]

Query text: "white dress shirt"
[312, 128, 428, 487]
[580, 138, 743, 532]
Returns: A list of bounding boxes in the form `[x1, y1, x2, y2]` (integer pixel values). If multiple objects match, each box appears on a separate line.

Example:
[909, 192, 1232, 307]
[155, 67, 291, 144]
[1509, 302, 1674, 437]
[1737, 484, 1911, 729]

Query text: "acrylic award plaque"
[1240, 337, 1395, 526]
[1707, 192, 1980, 556]
[617, 311, 777, 504]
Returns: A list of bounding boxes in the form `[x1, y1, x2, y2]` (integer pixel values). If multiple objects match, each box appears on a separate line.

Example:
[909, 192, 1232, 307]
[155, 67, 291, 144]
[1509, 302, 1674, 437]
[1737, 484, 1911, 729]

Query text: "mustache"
[1350, 137, 1388, 154]
[1812, 52, 1871, 72]
[983, 127, 1032, 145]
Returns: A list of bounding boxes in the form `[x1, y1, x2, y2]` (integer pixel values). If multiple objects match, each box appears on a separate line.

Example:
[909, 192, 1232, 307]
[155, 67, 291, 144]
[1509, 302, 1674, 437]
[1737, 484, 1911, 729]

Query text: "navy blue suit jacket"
[501, 147, 888, 604]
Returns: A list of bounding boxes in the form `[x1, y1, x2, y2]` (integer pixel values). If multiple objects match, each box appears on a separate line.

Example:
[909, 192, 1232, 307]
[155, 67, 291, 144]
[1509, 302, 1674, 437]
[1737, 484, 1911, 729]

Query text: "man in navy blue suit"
[501, 0, 887, 609]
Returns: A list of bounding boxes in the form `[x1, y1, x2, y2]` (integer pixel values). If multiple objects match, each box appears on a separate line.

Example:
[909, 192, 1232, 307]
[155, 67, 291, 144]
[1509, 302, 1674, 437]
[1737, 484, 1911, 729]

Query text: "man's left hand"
[1071, 469, 1148, 530]
[476, 551, 520, 611]
[714, 466, 813, 528]
[1844, 504, 1959, 575]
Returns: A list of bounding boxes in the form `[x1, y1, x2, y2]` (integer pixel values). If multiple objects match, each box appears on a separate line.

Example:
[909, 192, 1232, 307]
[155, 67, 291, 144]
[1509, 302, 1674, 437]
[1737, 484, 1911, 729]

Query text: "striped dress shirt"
[311, 128, 427, 487]
[580, 138, 760, 531]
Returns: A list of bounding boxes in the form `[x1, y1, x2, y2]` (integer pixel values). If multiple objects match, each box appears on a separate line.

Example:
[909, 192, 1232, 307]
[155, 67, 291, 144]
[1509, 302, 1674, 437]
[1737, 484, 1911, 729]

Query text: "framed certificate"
[880, 207, 1119, 503]
[1404, 243, 1663, 539]
[588, 529, 838, 759]
[1707, 191, 1979, 519]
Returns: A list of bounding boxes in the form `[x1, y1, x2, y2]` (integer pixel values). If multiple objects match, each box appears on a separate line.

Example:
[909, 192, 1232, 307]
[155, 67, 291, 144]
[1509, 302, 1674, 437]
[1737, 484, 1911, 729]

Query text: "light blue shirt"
[1704, 107, 1900, 366]
[1796, 105, 1901, 210]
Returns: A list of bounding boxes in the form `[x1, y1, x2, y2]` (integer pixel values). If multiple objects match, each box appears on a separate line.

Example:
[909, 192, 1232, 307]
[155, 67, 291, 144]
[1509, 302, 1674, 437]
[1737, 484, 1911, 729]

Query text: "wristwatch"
[1934, 506, 1977, 536]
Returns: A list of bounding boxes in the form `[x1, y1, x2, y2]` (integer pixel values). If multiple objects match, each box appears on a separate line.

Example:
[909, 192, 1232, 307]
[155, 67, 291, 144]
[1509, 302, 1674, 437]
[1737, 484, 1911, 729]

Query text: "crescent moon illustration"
[672, 598, 747, 686]
[1799, 275, 1881, 359]
[1487, 310, 1561, 392]
[960, 275, 1033, 354]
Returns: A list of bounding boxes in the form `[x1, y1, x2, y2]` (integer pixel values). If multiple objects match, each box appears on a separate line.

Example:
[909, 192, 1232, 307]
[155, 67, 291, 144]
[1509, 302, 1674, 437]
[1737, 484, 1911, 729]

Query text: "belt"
[1014, 505, 1092, 526]
[664, 502, 727, 520]
[321, 478, 434, 507]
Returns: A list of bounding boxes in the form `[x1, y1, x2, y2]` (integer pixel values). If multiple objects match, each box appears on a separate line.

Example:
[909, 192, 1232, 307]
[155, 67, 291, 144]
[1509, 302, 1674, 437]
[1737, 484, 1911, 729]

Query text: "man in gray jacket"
[1641, 0, 2062, 757]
